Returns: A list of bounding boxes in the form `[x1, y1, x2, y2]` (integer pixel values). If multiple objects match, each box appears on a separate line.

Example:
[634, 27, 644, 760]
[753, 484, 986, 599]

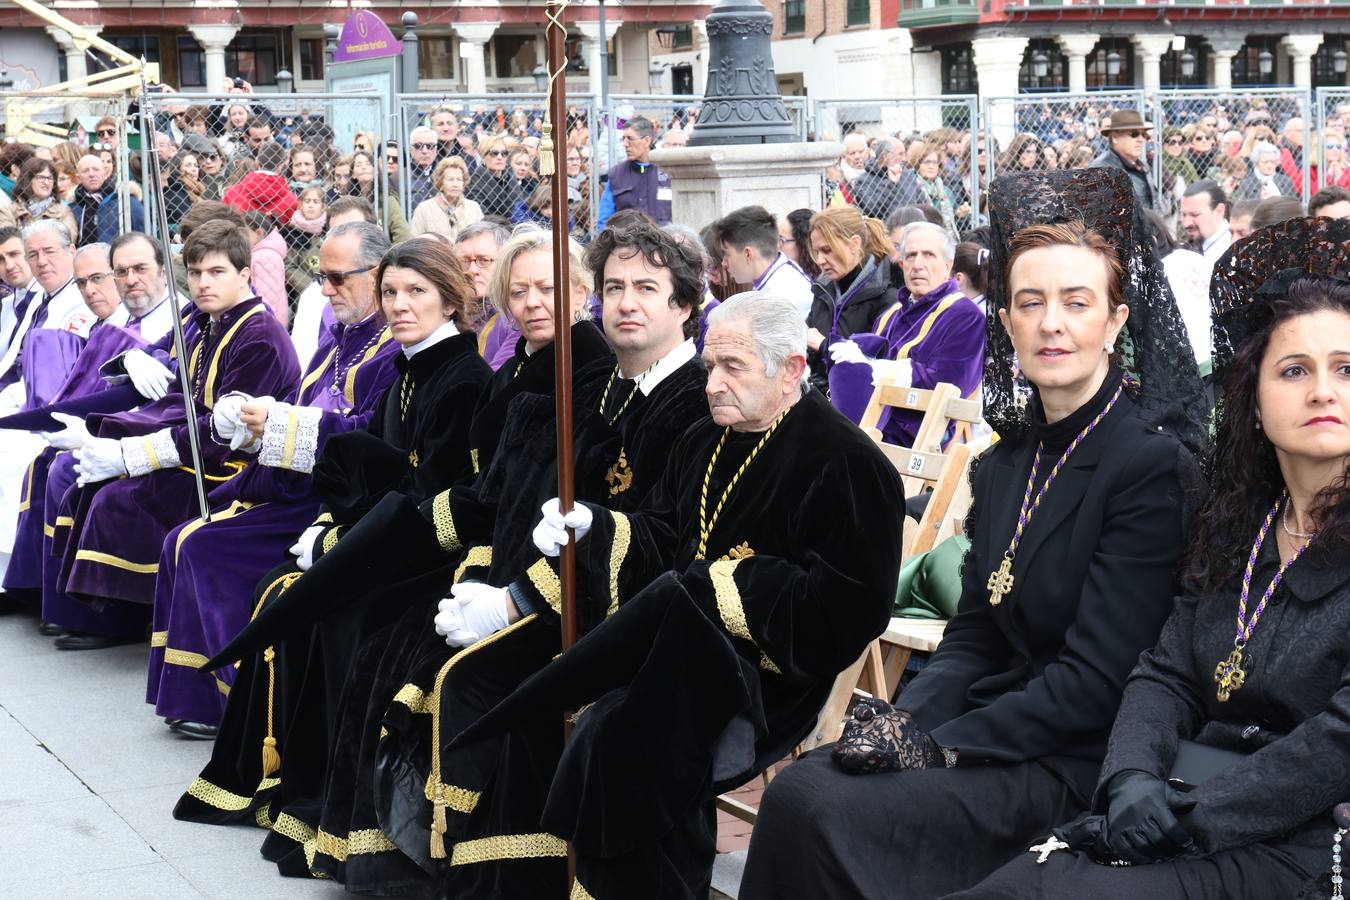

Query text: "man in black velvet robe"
[176, 220, 714, 893]
[440, 292, 906, 899]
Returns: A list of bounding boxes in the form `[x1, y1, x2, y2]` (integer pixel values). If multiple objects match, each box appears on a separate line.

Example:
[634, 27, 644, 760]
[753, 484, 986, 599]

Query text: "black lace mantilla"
[982, 168, 1209, 457]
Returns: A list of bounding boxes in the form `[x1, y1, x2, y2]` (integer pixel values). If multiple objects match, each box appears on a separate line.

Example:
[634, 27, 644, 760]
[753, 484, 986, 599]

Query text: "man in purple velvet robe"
[456, 222, 518, 369]
[2, 243, 151, 608]
[827, 221, 985, 447]
[49, 220, 300, 651]
[146, 222, 400, 735]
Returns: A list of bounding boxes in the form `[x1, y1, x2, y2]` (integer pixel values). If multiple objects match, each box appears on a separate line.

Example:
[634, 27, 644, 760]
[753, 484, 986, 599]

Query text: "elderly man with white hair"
[829, 220, 985, 446]
[406, 124, 442, 208]
[434, 291, 906, 900]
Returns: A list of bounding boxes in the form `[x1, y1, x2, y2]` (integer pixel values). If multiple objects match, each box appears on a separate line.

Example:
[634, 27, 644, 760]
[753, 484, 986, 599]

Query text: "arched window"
[1019, 39, 1069, 93]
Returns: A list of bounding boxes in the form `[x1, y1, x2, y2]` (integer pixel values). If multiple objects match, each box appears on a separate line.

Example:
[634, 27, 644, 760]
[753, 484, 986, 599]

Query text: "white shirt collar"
[631, 338, 696, 396]
[1202, 222, 1231, 253]
[402, 318, 459, 359]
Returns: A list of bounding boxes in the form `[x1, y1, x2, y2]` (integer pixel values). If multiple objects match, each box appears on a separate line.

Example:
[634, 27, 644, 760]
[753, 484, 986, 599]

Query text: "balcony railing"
[897, 0, 980, 28]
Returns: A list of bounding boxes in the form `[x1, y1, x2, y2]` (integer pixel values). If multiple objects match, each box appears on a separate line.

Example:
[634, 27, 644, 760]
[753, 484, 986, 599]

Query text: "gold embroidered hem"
[312, 827, 397, 862]
[449, 832, 567, 867]
[186, 776, 260, 812]
[432, 491, 460, 552]
[571, 878, 597, 900]
[73, 549, 158, 574]
[454, 546, 492, 584]
[174, 500, 256, 563]
[710, 558, 782, 675]
[423, 780, 481, 814]
[321, 527, 340, 555]
[527, 559, 562, 614]
[607, 511, 632, 616]
[271, 810, 318, 846]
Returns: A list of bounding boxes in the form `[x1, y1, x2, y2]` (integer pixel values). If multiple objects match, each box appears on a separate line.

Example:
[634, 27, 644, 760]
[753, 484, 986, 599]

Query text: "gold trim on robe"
[432, 491, 459, 552]
[710, 557, 782, 675]
[607, 511, 631, 616]
[449, 832, 568, 867]
[527, 559, 562, 614]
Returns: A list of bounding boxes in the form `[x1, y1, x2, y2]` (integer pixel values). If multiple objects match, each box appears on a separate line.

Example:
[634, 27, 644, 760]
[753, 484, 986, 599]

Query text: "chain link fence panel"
[1314, 87, 1350, 202]
[811, 96, 980, 237]
[1, 93, 133, 239]
[140, 91, 387, 317]
[1152, 88, 1311, 214]
[395, 93, 601, 239]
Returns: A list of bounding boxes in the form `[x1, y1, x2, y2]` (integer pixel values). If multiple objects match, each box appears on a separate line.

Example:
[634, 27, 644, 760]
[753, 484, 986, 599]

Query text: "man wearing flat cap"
[1091, 109, 1156, 211]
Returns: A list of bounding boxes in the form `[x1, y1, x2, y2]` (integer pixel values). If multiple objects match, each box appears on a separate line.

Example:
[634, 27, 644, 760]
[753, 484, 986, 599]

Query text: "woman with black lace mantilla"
[739, 168, 1210, 899]
[947, 217, 1350, 898]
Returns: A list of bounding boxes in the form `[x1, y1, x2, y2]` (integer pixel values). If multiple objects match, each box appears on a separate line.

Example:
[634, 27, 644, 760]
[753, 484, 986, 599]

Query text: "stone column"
[46, 25, 98, 120]
[1056, 33, 1100, 95]
[972, 36, 1029, 146]
[188, 24, 241, 94]
[1206, 36, 1245, 91]
[577, 19, 621, 99]
[452, 23, 497, 94]
[1133, 34, 1174, 96]
[1283, 33, 1324, 92]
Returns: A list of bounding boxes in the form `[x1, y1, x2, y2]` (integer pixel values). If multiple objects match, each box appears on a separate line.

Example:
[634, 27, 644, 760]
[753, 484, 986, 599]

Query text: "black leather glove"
[1099, 770, 1197, 864]
[1053, 813, 1105, 852]
[831, 698, 942, 775]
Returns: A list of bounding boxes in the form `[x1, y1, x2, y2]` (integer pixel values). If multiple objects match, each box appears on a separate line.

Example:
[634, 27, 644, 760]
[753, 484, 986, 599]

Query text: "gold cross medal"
[987, 554, 1014, 606]
[1213, 647, 1246, 702]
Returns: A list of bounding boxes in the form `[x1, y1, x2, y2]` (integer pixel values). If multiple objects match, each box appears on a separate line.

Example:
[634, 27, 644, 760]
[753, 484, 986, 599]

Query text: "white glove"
[288, 524, 326, 571]
[41, 412, 91, 450]
[434, 595, 480, 648]
[450, 582, 512, 641]
[532, 498, 594, 558]
[870, 357, 913, 388]
[74, 437, 128, 487]
[123, 349, 174, 401]
[211, 391, 254, 449]
[829, 340, 867, 365]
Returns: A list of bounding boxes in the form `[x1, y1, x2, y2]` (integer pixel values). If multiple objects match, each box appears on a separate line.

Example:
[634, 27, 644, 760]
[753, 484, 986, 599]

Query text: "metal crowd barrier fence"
[139, 91, 388, 312]
[981, 90, 1147, 192]
[394, 92, 602, 237]
[1151, 87, 1311, 210]
[1, 93, 134, 237]
[813, 95, 981, 233]
[1315, 87, 1350, 199]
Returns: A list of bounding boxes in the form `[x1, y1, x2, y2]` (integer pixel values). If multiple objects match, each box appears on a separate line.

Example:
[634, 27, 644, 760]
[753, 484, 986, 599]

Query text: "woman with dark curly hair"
[951, 216, 1350, 899]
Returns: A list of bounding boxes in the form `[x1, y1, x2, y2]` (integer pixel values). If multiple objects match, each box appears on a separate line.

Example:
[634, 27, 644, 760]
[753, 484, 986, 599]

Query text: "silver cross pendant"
[1028, 836, 1069, 864]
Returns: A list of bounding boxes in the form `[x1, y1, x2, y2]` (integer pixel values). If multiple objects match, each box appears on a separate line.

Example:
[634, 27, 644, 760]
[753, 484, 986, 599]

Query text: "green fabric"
[893, 534, 969, 620]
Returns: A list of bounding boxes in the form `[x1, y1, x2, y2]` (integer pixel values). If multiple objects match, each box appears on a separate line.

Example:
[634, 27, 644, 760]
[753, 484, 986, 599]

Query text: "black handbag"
[1166, 740, 1248, 792]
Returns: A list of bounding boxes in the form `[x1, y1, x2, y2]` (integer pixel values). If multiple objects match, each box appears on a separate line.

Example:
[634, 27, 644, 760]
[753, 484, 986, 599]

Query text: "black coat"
[902, 373, 1195, 772]
[850, 160, 926, 220]
[1090, 148, 1156, 212]
[1099, 538, 1350, 857]
[804, 258, 898, 391]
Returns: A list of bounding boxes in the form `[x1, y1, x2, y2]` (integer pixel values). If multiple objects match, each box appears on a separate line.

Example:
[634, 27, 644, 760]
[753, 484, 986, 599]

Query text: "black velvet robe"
[298, 354, 711, 892]
[439, 389, 906, 900]
[174, 330, 489, 833]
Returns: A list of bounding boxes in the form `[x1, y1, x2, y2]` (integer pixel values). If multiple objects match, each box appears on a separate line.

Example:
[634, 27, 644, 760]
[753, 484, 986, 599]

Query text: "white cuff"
[120, 428, 182, 477]
[259, 402, 323, 473]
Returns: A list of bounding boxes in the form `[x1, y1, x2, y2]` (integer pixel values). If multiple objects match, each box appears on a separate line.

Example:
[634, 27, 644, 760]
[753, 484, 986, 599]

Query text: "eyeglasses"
[459, 255, 494, 270]
[1329, 142, 1347, 150]
[313, 265, 373, 287]
[484, 150, 508, 158]
[386, 155, 400, 164]
[778, 236, 796, 247]
[199, 152, 220, 161]
[411, 142, 436, 151]
[75, 271, 115, 289]
[114, 263, 157, 280]
[1122, 131, 1149, 139]
[97, 128, 116, 137]
[31, 173, 55, 182]
[1164, 137, 1184, 146]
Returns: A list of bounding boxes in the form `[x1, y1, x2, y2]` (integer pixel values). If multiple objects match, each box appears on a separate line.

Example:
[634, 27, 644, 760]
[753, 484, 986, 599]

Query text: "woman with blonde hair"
[803, 205, 898, 391]
[409, 156, 484, 240]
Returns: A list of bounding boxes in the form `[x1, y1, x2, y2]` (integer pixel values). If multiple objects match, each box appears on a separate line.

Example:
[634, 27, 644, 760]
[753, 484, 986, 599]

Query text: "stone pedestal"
[651, 141, 841, 232]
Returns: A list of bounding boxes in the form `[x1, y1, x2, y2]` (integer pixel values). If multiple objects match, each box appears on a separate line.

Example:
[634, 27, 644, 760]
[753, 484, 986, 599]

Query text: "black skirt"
[739, 748, 1098, 900]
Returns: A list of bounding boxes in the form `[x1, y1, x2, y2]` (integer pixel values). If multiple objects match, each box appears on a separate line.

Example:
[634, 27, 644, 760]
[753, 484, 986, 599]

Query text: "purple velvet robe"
[4, 323, 149, 594]
[478, 311, 522, 371]
[146, 313, 400, 725]
[55, 297, 301, 611]
[828, 279, 986, 447]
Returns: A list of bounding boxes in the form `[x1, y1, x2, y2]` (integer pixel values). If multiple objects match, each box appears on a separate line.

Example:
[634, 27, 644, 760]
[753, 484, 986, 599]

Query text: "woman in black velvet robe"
[174, 237, 489, 833]
[951, 220, 1350, 899]
[740, 170, 1209, 900]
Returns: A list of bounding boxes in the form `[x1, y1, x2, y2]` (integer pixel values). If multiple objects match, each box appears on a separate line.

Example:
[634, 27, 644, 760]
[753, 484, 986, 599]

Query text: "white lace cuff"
[120, 428, 182, 477]
[259, 402, 323, 473]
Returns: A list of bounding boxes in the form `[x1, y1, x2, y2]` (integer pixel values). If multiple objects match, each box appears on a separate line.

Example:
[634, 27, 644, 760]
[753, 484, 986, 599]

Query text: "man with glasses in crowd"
[595, 115, 672, 230]
[1091, 109, 1156, 212]
[406, 126, 441, 208]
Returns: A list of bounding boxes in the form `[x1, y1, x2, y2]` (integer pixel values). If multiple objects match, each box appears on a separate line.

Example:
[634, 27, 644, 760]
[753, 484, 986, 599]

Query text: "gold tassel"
[538, 122, 556, 176]
[430, 796, 448, 859]
[262, 646, 280, 777]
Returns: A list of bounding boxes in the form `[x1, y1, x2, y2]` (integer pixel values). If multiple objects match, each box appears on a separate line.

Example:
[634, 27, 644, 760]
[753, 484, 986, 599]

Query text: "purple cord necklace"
[987, 378, 1125, 606]
[1214, 492, 1314, 702]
